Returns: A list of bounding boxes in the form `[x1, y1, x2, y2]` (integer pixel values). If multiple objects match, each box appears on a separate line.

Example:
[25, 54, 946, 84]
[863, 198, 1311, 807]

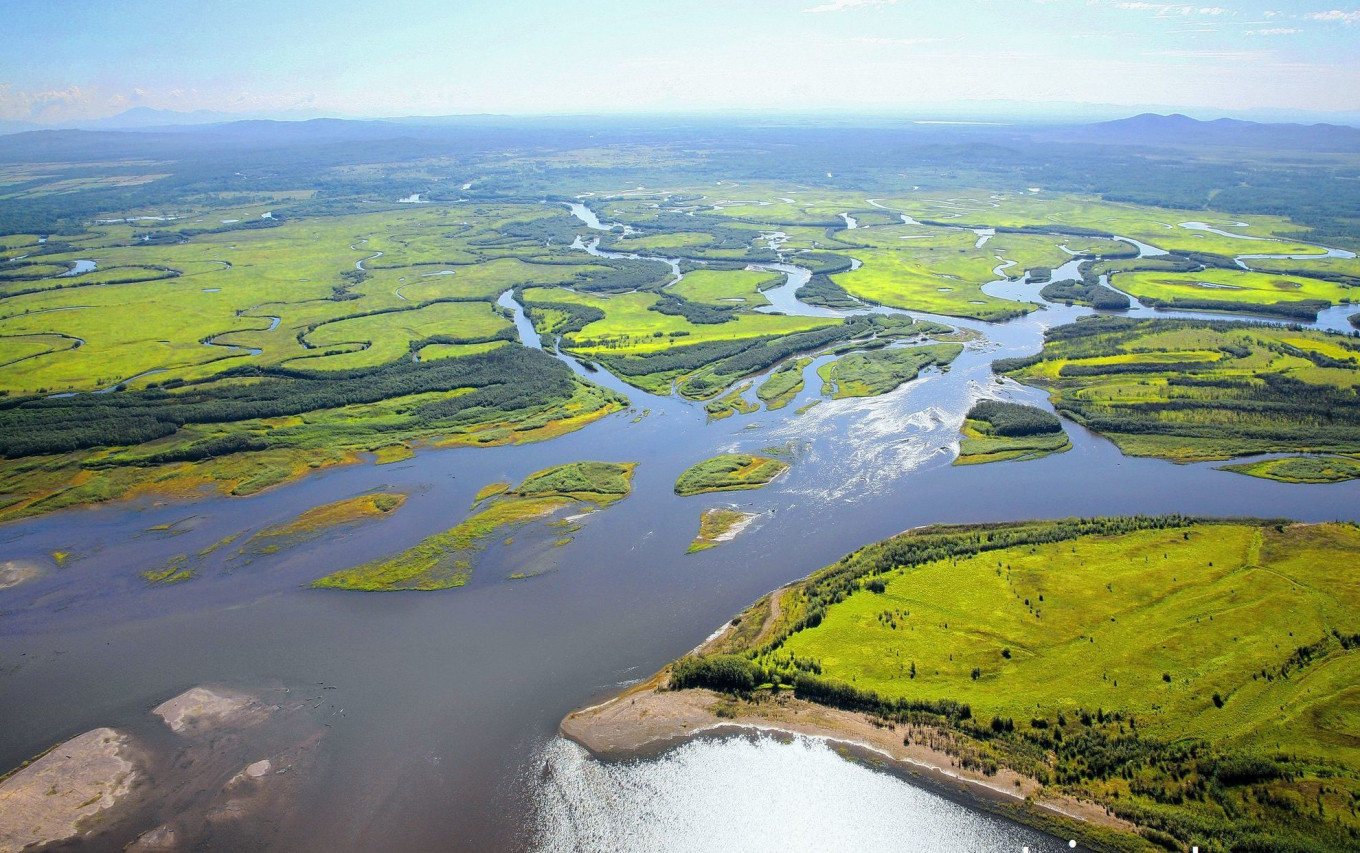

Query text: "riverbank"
[561, 667, 1136, 847]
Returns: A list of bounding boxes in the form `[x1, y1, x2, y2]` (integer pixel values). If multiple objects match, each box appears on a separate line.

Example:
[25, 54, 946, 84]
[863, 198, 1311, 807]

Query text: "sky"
[3, 0, 1359, 122]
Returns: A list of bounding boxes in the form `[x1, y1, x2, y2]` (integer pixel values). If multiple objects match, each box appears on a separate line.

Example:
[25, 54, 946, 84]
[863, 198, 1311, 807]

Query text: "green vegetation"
[995, 316, 1360, 461]
[704, 383, 759, 419]
[955, 400, 1071, 465]
[1106, 268, 1349, 321]
[239, 493, 405, 557]
[473, 482, 510, 503]
[674, 454, 789, 496]
[673, 516, 1360, 853]
[1220, 455, 1360, 484]
[686, 508, 759, 554]
[756, 357, 811, 410]
[141, 555, 195, 585]
[818, 343, 962, 398]
[313, 461, 634, 591]
[1040, 278, 1132, 310]
[510, 460, 635, 504]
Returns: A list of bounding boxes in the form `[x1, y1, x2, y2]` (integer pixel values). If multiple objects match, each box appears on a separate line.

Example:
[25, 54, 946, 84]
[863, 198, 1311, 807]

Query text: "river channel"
[1, 207, 1357, 852]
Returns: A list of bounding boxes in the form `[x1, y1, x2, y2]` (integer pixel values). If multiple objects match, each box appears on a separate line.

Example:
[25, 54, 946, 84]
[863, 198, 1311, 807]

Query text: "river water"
[1, 208, 1357, 852]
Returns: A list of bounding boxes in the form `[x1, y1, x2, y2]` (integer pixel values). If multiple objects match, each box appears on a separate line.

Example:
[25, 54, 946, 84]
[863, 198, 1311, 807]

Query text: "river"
[1, 208, 1357, 852]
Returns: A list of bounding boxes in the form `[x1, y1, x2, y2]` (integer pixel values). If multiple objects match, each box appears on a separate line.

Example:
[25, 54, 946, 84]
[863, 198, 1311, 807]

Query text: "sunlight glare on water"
[530, 734, 1071, 852]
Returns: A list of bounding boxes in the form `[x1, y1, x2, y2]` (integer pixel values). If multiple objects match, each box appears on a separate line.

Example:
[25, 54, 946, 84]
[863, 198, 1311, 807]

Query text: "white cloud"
[1246, 26, 1301, 34]
[1113, 2, 1228, 14]
[803, 0, 897, 12]
[1306, 9, 1360, 23]
[853, 36, 949, 44]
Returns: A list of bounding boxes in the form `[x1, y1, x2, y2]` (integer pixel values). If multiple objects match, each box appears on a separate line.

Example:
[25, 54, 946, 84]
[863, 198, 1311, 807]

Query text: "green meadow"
[674, 454, 789, 496]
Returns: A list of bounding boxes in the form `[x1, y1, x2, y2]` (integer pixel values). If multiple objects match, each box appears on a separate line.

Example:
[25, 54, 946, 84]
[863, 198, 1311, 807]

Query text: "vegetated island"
[312, 461, 634, 591]
[1218, 455, 1360, 484]
[994, 316, 1360, 469]
[818, 343, 963, 399]
[562, 516, 1360, 853]
[674, 454, 789, 497]
[954, 400, 1071, 465]
[686, 507, 762, 554]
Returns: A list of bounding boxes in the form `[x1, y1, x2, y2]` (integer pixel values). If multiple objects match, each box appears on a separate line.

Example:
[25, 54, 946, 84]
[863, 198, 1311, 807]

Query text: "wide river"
[1, 221, 1357, 851]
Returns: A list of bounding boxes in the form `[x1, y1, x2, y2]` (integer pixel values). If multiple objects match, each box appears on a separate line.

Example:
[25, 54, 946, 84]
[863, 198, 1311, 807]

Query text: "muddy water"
[2, 216, 1358, 852]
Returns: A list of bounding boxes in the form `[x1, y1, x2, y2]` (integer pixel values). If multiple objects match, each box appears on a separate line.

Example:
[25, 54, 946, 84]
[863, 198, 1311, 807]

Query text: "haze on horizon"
[4, 0, 1359, 124]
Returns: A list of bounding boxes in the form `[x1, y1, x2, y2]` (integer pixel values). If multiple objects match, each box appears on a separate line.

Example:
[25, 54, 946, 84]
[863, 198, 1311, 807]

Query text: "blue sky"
[3, 0, 1358, 121]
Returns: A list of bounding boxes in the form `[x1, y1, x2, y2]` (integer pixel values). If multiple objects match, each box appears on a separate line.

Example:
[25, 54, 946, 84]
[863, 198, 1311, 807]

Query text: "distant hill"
[1052, 112, 1360, 151]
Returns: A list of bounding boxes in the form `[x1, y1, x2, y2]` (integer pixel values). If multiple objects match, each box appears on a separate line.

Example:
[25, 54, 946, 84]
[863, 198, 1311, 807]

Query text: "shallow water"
[1, 216, 1357, 852]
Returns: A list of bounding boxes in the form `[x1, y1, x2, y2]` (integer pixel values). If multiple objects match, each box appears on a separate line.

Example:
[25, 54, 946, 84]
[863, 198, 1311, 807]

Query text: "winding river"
[1, 207, 1357, 852]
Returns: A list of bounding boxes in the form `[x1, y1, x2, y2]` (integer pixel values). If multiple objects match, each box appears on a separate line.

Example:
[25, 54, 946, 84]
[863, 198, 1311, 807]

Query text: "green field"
[995, 317, 1360, 462]
[674, 454, 789, 496]
[1108, 268, 1352, 319]
[675, 517, 1360, 853]
[313, 461, 634, 590]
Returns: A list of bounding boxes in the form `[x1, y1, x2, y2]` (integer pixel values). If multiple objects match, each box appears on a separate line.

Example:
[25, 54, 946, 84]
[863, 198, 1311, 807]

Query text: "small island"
[954, 400, 1071, 465]
[313, 461, 634, 591]
[686, 507, 762, 553]
[674, 454, 789, 497]
[1220, 455, 1360, 484]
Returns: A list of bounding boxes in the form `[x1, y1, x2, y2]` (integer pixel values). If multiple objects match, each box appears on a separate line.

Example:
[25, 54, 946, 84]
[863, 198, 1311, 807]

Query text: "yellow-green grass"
[240, 492, 405, 556]
[817, 343, 963, 398]
[0, 379, 625, 523]
[756, 357, 811, 410]
[1000, 318, 1360, 461]
[775, 522, 1360, 762]
[868, 191, 1323, 257]
[704, 383, 759, 419]
[668, 269, 781, 306]
[473, 482, 511, 503]
[674, 454, 789, 496]
[1244, 255, 1360, 279]
[1220, 455, 1360, 484]
[509, 461, 635, 504]
[312, 496, 573, 591]
[415, 340, 510, 362]
[313, 461, 634, 590]
[142, 555, 195, 585]
[295, 301, 513, 371]
[954, 420, 1072, 465]
[610, 231, 717, 252]
[527, 287, 833, 355]
[386, 258, 614, 304]
[827, 226, 1035, 320]
[1110, 268, 1353, 315]
[686, 508, 758, 554]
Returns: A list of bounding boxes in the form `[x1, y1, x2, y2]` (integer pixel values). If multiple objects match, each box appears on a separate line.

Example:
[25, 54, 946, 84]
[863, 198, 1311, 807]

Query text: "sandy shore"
[561, 619, 1134, 840]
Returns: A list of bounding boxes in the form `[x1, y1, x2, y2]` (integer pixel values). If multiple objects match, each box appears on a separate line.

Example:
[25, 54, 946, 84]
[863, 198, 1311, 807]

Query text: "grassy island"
[1220, 455, 1360, 484]
[994, 317, 1360, 463]
[312, 461, 634, 591]
[817, 343, 963, 398]
[686, 508, 761, 554]
[575, 517, 1360, 853]
[674, 454, 789, 497]
[955, 400, 1071, 465]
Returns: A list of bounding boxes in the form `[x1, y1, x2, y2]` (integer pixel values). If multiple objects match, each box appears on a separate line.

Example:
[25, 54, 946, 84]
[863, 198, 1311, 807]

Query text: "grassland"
[955, 401, 1071, 465]
[756, 357, 811, 410]
[995, 317, 1360, 462]
[1107, 268, 1352, 320]
[238, 493, 405, 557]
[312, 461, 634, 591]
[818, 343, 963, 398]
[686, 508, 759, 554]
[674, 454, 789, 496]
[1220, 455, 1360, 484]
[668, 269, 782, 306]
[667, 517, 1360, 853]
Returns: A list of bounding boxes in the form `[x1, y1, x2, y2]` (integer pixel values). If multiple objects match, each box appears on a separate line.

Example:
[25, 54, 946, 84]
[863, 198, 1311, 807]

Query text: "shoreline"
[560, 618, 1136, 847]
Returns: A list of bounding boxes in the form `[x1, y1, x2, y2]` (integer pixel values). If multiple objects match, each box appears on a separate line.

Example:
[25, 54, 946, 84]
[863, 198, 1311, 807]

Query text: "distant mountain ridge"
[1056, 112, 1360, 150]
